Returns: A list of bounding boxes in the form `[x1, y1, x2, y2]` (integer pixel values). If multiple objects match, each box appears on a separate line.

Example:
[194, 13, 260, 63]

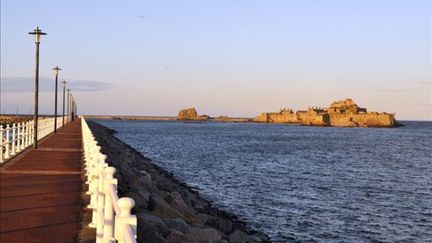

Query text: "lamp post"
[29, 27, 47, 149]
[67, 89, 70, 122]
[52, 66, 62, 133]
[74, 101, 77, 118]
[69, 92, 73, 121]
[71, 98, 75, 121]
[62, 80, 67, 126]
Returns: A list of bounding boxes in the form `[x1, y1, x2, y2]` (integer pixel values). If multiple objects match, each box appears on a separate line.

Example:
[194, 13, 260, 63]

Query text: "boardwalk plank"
[0, 119, 89, 242]
[0, 222, 78, 243]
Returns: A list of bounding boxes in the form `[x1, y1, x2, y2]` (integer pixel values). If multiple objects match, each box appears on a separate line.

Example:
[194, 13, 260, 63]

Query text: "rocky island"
[177, 108, 251, 122]
[178, 108, 210, 121]
[93, 100, 398, 128]
[254, 99, 398, 127]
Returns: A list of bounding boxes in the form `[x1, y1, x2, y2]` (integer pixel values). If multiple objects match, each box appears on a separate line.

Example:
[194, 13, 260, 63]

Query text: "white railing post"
[81, 117, 137, 243]
[23, 122, 27, 148]
[16, 123, 21, 152]
[30, 120, 34, 145]
[115, 198, 137, 243]
[45, 118, 48, 137]
[5, 124, 10, 159]
[23, 122, 28, 148]
[11, 124, 16, 156]
[88, 157, 100, 228]
[41, 119, 44, 140]
[42, 118, 46, 138]
[26, 121, 31, 147]
[42, 118, 46, 139]
[0, 117, 67, 163]
[28, 121, 32, 145]
[103, 167, 117, 242]
[37, 120, 41, 141]
[20, 122, 25, 150]
[96, 156, 107, 243]
[0, 126, 4, 163]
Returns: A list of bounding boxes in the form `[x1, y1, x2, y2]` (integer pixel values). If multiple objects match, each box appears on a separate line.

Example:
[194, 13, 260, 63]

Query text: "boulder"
[228, 229, 249, 243]
[133, 171, 161, 196]
[186, 227, 223, 242]
[151, 195, 187, 219]
[138, 212, 165, 224]
[205, 216, 233, 235]
[167, 231, 197, 243]
[138, 171, 153, 184]
[163, 218, 190, 233]
[138, 227, 168, 243]
[137, 212, 170, 242]
[195, 213, 210, 225]
[125, 191, 148, 210]
[165, 191, 188, 212]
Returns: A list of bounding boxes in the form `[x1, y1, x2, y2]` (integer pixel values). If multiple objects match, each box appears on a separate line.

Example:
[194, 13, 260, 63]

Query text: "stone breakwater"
[87, 121, 270, 243]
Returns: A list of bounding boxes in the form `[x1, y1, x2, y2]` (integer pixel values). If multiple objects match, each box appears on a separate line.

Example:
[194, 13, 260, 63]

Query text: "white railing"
[0, 116, 67, 163]
[81, 117, 137, 243]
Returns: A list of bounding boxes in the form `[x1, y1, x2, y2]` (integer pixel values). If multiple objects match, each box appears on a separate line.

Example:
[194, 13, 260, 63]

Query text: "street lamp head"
[28, 27, 47, 44]
[52, 66, 62, 75]
[62, 80, 67, 85]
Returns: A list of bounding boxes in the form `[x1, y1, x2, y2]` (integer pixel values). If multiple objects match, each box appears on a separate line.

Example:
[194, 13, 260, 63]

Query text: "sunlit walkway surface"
[0, 119, 84, 242]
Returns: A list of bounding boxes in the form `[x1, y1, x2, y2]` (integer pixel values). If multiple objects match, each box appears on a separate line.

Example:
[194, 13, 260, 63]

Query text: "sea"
[96, 120, 432, 243]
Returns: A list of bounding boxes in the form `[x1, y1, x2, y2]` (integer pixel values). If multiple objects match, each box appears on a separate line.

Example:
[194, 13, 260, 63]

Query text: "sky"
[1, 0, 431, 120]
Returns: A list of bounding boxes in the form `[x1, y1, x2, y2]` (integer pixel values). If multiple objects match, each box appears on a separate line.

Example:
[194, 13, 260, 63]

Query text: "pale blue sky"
[1, 0, 431, 120]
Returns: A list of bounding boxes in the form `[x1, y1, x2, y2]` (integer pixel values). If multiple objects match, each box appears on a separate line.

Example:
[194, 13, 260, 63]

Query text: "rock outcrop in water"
[87, 121, 270, 243]
[254, 99, 398, 127]
[178, 108, 210, 121]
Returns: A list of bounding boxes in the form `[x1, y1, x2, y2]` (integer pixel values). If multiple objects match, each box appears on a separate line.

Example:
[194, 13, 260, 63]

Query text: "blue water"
[96, 120, 432, 242]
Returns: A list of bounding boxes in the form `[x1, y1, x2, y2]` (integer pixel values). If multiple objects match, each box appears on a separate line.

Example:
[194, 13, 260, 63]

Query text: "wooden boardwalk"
[0, 119, 89, 242]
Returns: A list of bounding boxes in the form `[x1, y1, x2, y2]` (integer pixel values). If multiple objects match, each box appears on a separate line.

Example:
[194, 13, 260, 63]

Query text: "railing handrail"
[81, 117, 137, 243]
[0, 116, 69, 163]
[107, 184, 121, 214]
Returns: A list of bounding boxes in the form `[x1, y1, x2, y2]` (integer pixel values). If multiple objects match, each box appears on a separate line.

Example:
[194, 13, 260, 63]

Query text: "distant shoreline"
[83, 115, 252, 122]
[3, 114, 430, 123]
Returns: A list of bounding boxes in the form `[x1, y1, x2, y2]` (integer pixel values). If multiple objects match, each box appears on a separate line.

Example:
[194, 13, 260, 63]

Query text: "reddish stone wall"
[329, 113, 396, 127]
[254, 112, 297, 123]
[296, 112, 329, 126]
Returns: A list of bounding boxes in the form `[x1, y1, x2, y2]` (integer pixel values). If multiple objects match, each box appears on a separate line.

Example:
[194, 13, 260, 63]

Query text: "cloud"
[0, 76, 112, 93]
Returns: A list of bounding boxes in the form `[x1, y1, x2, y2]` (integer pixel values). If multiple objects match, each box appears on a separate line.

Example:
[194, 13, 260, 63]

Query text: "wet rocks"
[206, 216, 233, 234]
[165, 191, 188, 213]
[167, 231, 197, 243]
[164, 218, 190, 233]
[187, 226, 223, 242]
